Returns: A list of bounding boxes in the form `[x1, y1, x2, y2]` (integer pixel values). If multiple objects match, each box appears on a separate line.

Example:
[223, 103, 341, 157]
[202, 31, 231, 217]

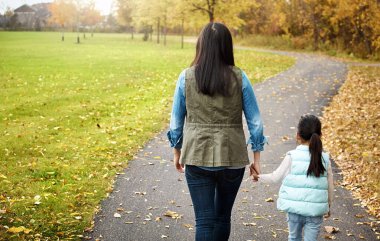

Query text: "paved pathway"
[87, 50, 378, 241]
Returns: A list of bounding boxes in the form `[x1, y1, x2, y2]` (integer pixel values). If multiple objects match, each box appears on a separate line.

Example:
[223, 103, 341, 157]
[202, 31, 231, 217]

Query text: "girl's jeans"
[185, 165, 245, 241]
[287, 212, 323, 241]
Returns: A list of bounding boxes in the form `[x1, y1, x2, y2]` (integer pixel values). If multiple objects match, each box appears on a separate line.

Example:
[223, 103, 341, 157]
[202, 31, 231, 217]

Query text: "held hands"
[173, 148, 184, 173]
[250, 163, 260, 182]
[250, 152, 261, 182]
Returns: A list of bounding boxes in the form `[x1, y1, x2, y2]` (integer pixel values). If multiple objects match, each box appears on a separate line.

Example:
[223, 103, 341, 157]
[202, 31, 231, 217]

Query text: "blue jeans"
[287, 212, 323, 241]
[185, 165, 245, 241]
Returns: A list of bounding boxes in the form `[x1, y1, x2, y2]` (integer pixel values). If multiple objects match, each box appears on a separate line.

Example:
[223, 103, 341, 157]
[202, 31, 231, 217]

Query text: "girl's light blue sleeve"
[167, 70, 187, 149]
[242, 71, 267, 152]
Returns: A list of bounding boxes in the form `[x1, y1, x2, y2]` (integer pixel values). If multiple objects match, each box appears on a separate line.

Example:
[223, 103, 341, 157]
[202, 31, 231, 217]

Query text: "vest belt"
[186, 122, 243, 128]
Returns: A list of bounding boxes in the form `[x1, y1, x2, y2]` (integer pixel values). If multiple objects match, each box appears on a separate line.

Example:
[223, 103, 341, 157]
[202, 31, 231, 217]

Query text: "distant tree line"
[116, 0, 380, 58]
[0, 1, 107, 32]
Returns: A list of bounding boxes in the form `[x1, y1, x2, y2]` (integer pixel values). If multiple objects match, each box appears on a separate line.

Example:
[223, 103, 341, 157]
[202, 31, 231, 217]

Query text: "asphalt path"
[87, 50, 378, 241]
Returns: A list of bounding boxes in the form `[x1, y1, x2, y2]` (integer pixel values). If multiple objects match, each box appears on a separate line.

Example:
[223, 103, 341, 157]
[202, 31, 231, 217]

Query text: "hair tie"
[211, 23, 216, 31]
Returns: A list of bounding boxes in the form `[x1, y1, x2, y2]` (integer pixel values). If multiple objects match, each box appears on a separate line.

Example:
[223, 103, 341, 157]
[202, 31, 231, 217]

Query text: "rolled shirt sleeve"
[167, 70, 187, 149]
[242, 71, 267, 151]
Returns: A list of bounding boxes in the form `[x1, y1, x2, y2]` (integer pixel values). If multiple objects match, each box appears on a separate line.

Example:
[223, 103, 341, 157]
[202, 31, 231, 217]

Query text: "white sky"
[0, 0, 115, 15]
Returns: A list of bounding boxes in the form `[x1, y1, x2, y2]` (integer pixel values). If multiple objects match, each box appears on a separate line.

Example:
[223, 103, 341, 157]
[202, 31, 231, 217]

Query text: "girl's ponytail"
[297, 115, 326, 177]
[307, 133, 325, 177]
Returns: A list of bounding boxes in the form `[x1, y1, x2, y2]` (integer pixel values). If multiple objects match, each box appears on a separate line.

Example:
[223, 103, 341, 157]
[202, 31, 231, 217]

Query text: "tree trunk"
[150, 25, 153, 41]
[61, 31, 64, 41]
[313, 20, 319, 50]
[209, 12, 214, 22]
[311, 12, 319, 51]
[163, 16, 167, 46]
[181, 18, 184, 49]
[157, 18, 160, 44]
[131, 26, 134, 40]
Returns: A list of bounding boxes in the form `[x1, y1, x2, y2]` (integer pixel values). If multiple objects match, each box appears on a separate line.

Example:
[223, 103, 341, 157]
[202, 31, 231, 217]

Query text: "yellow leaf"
[7, 226, 31, 234]
[265, 197, 274, 202]
[324, 226, 339, 234]
[163, 210, 182, 219]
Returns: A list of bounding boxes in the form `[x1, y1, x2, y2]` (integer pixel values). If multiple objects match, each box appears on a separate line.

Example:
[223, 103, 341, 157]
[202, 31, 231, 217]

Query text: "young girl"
[252, 115, 333, 241]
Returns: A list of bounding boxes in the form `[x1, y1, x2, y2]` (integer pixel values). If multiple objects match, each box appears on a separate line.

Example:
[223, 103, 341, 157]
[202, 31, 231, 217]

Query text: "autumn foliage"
[117, 0, 380, 58]
[48, 0, 102, 29]
[322, 66, 380, 219]
[240, 0, 380, 58]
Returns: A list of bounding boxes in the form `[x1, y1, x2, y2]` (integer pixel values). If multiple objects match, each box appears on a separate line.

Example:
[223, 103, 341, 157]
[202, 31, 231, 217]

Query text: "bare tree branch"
[191, 3, 211, 15]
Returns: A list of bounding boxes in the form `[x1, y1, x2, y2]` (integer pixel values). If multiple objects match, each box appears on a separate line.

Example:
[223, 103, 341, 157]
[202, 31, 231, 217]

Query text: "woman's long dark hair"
[191, 22, 236, 96]
[297, 115, 326, 177]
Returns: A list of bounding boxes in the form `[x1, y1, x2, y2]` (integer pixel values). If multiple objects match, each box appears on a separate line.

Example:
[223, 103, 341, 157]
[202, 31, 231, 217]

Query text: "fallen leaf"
[265, 198, 274, 202]
[324, 234, 336, 239]
[324, 226, 339, 234]
[281, 136, 290, 141]
[7, 226, 32, 234]
[243, 222, 256, 226]
[183, 223, 194, 230]
[163, 210, 182, 219]
[114, 213, 121, 218]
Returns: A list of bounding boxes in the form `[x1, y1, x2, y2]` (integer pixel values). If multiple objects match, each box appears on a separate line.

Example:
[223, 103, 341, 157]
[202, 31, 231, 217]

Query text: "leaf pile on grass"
[322, 66, 380, 219]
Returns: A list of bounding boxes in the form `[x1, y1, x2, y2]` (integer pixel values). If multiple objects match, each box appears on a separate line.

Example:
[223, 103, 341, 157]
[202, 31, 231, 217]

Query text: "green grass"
[0, 31, 294, 240]
[235, 34, 380, 62]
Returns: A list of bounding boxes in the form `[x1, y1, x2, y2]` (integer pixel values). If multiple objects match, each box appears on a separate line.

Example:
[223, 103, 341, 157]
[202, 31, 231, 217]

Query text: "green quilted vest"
[180, 66, 249, 167]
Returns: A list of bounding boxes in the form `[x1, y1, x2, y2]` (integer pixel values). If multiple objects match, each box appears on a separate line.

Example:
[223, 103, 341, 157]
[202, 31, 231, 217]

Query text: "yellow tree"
[48, 0, 78, 41]
[116, 0, 137, 39]
[81, 0, 103, 37]
[328, 0, 380, 57]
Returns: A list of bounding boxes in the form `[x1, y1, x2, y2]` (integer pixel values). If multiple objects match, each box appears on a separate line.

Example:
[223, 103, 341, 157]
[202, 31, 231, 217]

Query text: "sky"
[0, 0, 115, 15]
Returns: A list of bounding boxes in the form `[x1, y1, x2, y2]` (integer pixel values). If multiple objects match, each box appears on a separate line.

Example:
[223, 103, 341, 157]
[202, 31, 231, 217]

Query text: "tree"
[3, 7, 14, 29]
[182, 0, 254, 29]
[81, 1, 103, 36]
[116, 0, 136, 38]
[48, 0, 78, 41]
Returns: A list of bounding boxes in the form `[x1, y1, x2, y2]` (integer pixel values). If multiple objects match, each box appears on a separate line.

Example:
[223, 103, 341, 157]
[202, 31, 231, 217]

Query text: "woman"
[167, 22, 266, 241]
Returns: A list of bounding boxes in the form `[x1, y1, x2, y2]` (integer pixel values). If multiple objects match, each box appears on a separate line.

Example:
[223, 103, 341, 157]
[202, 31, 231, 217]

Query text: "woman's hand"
[173, 148, 184, 173]
[250, 163, 260, 182]
[250, 152, 261, 182]
[251, 168, 259, 180]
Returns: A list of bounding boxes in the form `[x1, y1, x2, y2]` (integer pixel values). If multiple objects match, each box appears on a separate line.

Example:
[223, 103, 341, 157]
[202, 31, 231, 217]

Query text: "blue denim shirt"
[167, 69, 267, 153]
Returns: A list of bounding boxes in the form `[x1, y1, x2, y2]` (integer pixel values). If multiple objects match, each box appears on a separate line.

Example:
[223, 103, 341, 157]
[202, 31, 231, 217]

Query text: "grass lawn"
[0, 31, 294, 240]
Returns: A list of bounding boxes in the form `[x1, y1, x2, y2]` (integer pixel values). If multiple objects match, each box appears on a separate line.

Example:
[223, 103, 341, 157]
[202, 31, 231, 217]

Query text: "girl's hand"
[250, 163, 260, 182]
[251, 172, 259, 181]
[173, 148, 184, 173]
[250, 152, 261, 182]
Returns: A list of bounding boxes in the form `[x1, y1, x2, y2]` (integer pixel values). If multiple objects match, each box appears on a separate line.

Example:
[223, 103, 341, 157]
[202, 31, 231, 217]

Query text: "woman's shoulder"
[179, 66, 195, 77]
[231, 66, 243, 74]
